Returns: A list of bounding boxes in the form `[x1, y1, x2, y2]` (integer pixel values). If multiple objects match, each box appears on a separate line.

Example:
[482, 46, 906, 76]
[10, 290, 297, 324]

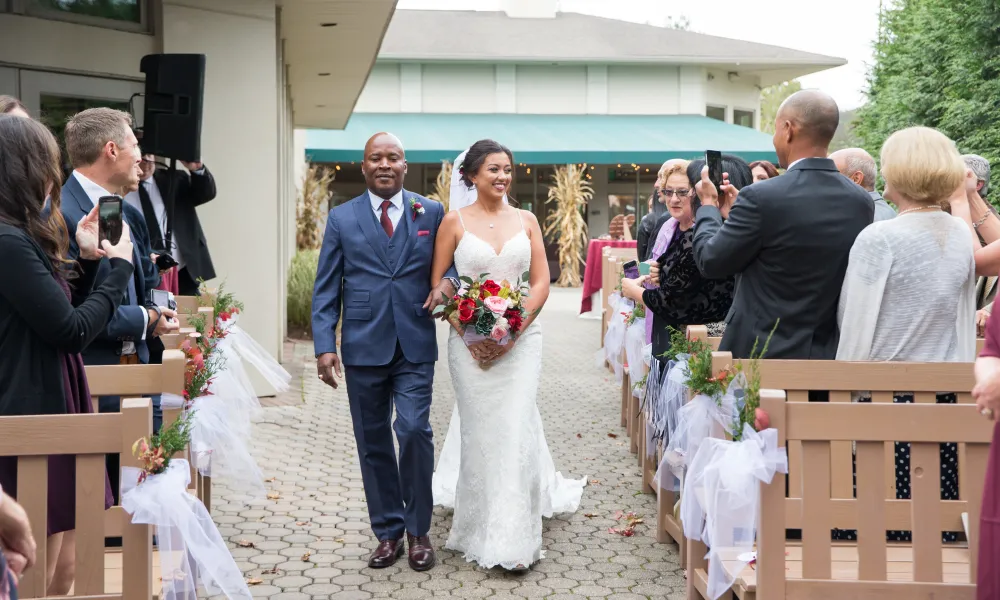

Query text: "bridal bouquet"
[433, 272, 531, 346]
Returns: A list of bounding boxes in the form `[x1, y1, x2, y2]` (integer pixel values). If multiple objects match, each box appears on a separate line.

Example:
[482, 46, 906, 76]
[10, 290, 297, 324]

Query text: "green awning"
[305, 113, 778, 164]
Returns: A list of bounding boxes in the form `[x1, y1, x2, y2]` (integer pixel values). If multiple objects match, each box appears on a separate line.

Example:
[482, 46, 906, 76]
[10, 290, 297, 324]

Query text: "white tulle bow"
[121, 460, 253, 600]
[682, 425, 788, 600]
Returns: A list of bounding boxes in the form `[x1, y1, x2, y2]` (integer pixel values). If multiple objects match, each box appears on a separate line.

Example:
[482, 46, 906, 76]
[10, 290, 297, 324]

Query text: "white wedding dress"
[432, 210, 587, 570]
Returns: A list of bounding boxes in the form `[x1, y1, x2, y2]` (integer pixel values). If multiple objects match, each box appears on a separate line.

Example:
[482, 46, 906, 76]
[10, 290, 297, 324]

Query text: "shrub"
[287, 249, 320, 335]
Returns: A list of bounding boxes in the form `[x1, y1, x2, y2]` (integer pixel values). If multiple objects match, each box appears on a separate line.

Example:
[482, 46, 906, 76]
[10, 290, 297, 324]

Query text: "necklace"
[897, 205, 942, 217]
[484, 204, 506, 229]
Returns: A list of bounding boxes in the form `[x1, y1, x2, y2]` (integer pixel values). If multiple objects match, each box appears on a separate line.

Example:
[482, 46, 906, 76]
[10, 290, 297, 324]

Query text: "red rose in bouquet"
[504, 308, 523, 335]
[458, 298, 477, 323]
[481, 279, 502, 297]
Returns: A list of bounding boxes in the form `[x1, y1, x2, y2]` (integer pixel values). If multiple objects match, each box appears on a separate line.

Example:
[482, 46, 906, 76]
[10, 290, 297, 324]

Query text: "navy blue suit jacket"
[312, 191, 457, 367]
[61, 176, 156, 365]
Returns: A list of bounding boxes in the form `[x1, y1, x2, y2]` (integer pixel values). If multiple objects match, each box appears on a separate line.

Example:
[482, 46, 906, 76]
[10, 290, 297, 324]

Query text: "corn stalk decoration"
[544, 164, 592, 288]
[296, 164, 335, 251]
[424, 160, 453, 212]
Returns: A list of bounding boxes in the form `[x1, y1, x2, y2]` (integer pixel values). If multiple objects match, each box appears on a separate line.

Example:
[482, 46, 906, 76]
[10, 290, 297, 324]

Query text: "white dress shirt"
[124, 175, 185, 268]
[73, 171, 148, 350]
[369, 189, 403, 232]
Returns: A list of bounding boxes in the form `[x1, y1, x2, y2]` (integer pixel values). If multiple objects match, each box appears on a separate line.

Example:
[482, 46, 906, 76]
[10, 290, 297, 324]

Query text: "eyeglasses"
[660, 189, 691, 198]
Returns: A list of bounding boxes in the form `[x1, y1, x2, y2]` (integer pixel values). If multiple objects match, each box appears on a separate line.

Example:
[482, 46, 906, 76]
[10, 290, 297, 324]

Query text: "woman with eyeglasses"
[621, 155, 751, 356]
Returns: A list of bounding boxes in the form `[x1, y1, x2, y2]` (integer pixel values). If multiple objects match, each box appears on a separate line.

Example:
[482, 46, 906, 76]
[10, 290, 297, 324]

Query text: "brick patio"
[209, 287, 684, 599]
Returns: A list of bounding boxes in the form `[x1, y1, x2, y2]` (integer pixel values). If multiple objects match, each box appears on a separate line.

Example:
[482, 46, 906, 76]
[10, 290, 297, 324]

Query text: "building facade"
[304, 2, 845, 248]
[0, 0, 396, 390]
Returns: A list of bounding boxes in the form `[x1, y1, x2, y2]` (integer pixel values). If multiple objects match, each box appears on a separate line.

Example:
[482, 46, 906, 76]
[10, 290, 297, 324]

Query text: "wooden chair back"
[757, 387, 991, 596]
[85, 350, 191, 532]
[711, 352, 977, 508]
[0, 399, 153, 599]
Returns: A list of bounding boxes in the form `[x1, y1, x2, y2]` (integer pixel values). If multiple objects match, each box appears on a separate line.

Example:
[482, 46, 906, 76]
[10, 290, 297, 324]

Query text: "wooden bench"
[686, 355, 990, 600]
[1, 399, 154, 599]
[601, 248, 637, 353]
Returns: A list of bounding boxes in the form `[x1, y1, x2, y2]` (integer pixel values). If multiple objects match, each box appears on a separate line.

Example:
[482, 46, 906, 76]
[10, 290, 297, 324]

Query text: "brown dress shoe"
[368, 538, 404, 569]
[406, 533, 436, 571]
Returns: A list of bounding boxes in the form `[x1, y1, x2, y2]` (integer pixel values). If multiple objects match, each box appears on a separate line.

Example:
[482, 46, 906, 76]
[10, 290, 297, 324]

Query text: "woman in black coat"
[0, 114, 135, 594]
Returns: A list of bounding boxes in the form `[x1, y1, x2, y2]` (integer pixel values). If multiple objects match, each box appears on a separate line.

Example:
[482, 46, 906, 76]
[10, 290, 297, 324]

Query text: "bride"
[429, 139, 587, 571]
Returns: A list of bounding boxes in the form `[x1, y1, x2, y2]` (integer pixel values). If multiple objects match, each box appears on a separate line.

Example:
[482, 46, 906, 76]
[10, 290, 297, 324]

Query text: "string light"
[526, 167, 531, 174]
[335, 165, 341, 171]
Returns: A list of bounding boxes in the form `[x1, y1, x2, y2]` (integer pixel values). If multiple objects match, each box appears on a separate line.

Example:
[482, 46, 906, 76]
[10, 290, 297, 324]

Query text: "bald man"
[312, 132, 458, 571]
[691, 90, 874, 359]
[831, 147, 897, 221]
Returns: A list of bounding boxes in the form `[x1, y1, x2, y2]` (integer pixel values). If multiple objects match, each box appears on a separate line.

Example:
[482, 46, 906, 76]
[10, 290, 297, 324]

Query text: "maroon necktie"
[380, 200, 394, 238]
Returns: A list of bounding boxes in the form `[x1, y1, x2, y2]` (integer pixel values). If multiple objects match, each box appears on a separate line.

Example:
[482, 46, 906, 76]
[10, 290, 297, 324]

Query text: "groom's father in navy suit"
[312, 133, 458, 571]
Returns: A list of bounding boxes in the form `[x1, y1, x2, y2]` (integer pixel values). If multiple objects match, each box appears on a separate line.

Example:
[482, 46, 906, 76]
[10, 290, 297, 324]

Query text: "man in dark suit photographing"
[125, 153, 217, 295]
[691, 90, 874, 359]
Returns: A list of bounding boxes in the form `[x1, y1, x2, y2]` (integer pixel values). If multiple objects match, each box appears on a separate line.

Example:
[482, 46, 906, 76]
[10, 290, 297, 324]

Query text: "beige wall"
[160, 0, 283, 392]
[0, 13, 155, 77]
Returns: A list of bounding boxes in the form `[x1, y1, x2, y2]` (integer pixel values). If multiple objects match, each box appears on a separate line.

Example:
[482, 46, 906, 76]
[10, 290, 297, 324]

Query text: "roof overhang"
[279, 0, 398, 129]
[305, 113, 779, 164]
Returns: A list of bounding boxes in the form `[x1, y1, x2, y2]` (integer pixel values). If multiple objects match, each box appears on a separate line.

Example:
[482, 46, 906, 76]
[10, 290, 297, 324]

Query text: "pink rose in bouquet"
[490, 317, 510, 342]
[483, 295, 510, 316]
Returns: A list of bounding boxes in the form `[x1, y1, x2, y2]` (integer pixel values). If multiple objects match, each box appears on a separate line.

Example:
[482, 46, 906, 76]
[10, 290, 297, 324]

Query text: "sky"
[395, 0, 882, 111]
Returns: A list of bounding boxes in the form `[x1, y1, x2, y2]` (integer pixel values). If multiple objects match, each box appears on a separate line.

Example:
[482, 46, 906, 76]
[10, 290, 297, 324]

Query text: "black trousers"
[178, 267, 200, 296]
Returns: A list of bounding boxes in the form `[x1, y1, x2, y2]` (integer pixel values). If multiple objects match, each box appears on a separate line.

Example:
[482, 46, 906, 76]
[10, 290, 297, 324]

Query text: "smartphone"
[98, 195, 123, 246]
[155, 253, 178, 271]
[622, 260, 640, 279]
[706, 150, 724, 194]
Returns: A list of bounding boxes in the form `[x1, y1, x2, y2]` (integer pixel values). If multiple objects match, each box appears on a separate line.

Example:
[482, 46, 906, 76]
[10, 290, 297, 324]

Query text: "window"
[39, 94, 131, 177]
[706, 105, 726, 122]
[17, 0, 150, 32]
[734, 109, 755, 129]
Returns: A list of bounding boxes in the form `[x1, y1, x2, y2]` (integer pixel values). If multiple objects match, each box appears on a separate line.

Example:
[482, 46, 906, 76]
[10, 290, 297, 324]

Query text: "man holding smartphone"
[59, 108, 181, 431]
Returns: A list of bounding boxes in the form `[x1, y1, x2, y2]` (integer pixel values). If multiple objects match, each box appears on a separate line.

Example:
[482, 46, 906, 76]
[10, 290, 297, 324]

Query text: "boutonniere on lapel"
[410, 198, 425, 221]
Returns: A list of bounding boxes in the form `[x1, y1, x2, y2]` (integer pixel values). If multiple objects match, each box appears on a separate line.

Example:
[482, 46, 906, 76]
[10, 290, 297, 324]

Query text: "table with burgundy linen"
[579, 239, 637, 314]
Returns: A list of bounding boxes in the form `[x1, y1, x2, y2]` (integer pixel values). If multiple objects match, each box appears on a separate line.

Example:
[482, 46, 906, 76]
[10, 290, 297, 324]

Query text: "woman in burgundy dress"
[0, 115, 135, 593]
[974, 311, 1000, 599]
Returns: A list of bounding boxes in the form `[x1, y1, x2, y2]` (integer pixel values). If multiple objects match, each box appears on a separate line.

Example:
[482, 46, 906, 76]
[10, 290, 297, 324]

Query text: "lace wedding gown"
[432, 213, 587, 570]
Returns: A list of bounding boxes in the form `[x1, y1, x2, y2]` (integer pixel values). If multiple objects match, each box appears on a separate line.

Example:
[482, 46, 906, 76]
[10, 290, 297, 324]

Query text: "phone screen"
[98, 196, 123, 246]
[622, 260, 640, 280]
[638, 262, 651, 276]
[706, 150, 724, 194]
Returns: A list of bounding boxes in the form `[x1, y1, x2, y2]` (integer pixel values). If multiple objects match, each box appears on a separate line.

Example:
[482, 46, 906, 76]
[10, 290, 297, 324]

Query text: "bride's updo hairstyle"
[459, 139, 514, 189]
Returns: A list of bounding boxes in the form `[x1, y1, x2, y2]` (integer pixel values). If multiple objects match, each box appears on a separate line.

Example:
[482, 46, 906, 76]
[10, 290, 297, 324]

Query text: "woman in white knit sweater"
[835, 126, 975, 542]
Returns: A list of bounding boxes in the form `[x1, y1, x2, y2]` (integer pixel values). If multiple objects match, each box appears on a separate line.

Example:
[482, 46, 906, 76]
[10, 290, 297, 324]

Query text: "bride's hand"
[467, 340, 494, 363]
[479, 339, 513, 366]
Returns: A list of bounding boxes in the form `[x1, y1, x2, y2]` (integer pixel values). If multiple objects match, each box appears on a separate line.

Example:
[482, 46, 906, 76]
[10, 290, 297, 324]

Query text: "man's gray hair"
[837, 149, 877, 192]
[64, 107, 133, 168]
[963, 154, 991, 199]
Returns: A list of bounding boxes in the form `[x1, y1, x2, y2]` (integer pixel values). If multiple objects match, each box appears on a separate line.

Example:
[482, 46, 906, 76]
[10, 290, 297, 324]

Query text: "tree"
[759, 80, 802, 134]
[830, 109, 864, 152]
[855, 0, 1000, 205]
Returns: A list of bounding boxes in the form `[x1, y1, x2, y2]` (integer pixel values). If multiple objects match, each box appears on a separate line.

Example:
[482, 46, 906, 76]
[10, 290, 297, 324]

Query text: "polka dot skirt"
[832, 393, 960, 543]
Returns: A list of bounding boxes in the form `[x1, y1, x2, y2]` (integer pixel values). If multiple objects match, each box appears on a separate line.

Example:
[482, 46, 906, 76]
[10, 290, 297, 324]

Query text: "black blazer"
[143, 166, 217, 282]
[692, 158, 875, 359]
[0, 224, 132, 416]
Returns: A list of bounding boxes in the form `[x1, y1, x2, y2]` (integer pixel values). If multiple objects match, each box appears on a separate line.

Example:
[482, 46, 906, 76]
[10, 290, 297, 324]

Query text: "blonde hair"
[658, 159, 690, 185]
[64, 107, 133, 168]
[880, 127, 964, 206]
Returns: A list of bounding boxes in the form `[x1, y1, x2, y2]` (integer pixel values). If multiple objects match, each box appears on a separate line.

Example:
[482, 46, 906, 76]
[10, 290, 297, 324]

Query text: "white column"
[589, 166, 610, 237]
[495, 64, 516, 113]
[586, 65, 608, 114]
[399, 63, 422, 112]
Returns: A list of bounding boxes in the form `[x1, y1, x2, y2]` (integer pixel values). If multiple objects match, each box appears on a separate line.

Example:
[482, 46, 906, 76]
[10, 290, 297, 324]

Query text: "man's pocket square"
[418, 230, 431, 237]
